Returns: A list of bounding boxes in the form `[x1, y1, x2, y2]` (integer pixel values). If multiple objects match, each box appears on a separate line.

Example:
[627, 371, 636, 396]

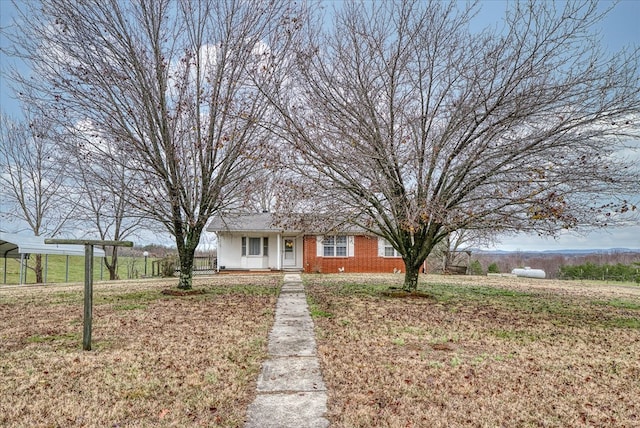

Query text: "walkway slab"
[257, 357, 326, 392]
[245, 274, 329, 428]
[245, 392, 328, 428]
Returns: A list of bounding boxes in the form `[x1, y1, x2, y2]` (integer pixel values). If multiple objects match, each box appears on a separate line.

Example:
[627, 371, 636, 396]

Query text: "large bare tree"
[261, 0, 640, 290]
[0, 111, 76, 283]
[6, 0, 297, 288]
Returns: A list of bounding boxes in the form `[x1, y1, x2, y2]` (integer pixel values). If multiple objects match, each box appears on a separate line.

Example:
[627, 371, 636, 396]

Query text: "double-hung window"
[382, 239, 401, 257]
[242, 237, 269, 256]
[323, 235, 347, 257]
[249, 237, 261, 255]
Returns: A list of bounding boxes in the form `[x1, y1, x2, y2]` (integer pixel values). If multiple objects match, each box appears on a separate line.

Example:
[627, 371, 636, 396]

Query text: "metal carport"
[0, 232, 105, 284]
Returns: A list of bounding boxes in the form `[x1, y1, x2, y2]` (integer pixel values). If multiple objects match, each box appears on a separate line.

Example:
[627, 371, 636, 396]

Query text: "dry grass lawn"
[304, 274, 640, 428]
[3, 273, 639, 427]
[0, 275, 281, 427]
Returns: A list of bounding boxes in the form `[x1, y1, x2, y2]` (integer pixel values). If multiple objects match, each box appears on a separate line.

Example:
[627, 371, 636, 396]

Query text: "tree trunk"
[174, 214, 205, 290]
[34, 254, 44, 284]
[107, 263, 118, 280]
[106, 248, 119, 280]
[177, 250, 195, 290]
[402, 261, 421, 292]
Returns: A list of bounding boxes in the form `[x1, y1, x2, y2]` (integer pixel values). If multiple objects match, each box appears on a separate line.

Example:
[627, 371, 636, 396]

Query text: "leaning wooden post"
[45, 239, 133, 351]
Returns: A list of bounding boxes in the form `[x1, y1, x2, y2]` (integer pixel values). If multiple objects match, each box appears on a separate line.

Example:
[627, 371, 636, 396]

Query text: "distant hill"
[474, 248, 640, 256]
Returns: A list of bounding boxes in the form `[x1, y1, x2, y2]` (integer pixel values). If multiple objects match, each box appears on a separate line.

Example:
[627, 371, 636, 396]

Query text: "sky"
[1, 0, 639, 252]
[471, 0, 640, 251]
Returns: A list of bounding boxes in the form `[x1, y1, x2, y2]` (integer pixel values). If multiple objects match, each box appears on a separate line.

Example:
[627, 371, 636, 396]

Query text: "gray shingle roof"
[207, 213, 289, 233]
[207, 212, 370, 235]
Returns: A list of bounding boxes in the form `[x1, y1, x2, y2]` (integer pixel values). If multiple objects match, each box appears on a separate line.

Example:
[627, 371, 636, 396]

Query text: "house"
[206, 213, 406, 273]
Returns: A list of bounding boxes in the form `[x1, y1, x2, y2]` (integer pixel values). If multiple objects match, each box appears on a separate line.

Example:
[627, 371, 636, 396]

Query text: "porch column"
[216, 232, 221, 272]
[276, 233, 282, 270]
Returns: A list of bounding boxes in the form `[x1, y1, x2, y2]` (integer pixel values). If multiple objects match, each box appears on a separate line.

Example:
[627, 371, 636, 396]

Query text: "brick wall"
[302, 235, 406, 274]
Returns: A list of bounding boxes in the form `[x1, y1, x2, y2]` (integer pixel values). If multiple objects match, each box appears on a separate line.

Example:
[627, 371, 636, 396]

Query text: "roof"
[207, 213, 290, 233]
[0, 232, 106, 259]
[207, 212, 370, 235]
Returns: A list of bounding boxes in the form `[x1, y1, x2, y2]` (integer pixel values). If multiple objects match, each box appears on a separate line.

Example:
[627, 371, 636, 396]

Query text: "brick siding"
[302, 235, 406, 274]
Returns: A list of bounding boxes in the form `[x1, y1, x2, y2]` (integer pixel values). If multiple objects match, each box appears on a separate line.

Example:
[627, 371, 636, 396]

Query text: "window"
[242, 237, 269, 257]
[324, 235, 347, 257]
[383, 239, 401, 257]
[249, 237, 261, 255]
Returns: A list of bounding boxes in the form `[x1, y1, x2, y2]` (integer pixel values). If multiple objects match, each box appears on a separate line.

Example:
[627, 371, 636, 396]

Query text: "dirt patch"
[381, 288, 436, 299]
[161, 288, 206, 296]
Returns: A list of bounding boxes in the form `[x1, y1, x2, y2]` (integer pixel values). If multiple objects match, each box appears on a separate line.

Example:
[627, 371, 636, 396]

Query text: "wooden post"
[45, 239, 133, 351]
[83, 244, 93, 350]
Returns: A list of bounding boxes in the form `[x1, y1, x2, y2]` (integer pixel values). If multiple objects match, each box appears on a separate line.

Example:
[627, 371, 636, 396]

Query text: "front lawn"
[305, 274, 640, 428]
[0, 275, 280, 427]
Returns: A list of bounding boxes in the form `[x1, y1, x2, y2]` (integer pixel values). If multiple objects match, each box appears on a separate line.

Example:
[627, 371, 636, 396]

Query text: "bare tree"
[262, 0, 640, 290]
[65, 133, 151, 280]
[429, 229, 493, 274]
[0, 111, 76, 283]
[245, 165, 291, 214]
[6, 0, 297, 289]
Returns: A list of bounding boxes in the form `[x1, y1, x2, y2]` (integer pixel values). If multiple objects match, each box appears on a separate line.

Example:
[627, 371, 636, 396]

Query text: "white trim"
[276, 233, 282, 270]
[316, 235, 324, 257]
[379, 237, 401, 258]
[318, 235, 352, 258]
[378, 237, 385, 257]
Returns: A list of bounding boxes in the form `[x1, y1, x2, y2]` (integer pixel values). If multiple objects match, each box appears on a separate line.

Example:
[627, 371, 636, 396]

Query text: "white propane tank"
[511, 266, 546, 279]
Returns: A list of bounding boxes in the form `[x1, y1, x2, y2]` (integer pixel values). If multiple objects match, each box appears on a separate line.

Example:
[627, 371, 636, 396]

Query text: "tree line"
[558, 262, 640, 282]
[1, 0, 638, 290]
[465, 251, 640, 281]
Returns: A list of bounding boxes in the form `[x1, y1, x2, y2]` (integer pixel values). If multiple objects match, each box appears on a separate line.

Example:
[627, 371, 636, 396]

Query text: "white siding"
[217, 233, 279, 269]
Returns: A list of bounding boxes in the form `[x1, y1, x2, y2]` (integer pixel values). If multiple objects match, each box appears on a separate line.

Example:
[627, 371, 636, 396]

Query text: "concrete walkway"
[245, 274, 329, 428]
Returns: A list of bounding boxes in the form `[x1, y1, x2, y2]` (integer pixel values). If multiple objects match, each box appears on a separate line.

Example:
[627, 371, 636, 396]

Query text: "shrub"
[487, 263, 500, 273]
[160, 257, 177, 278]
[469, 260, 483, 275]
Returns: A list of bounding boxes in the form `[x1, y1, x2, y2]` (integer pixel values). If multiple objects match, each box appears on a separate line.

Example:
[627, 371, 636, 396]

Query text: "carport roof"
[0, 232, 106, 259]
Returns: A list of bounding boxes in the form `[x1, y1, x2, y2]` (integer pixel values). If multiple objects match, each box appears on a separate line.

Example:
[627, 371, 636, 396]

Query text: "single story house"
[206, 213, 406, 273]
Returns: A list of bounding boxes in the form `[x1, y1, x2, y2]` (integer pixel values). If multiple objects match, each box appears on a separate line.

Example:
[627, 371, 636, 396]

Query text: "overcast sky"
[1, 1, 638, 251]
[471, 1, 640, 251]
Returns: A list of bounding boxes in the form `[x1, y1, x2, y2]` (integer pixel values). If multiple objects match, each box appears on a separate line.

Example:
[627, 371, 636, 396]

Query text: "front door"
[283, 238, 296, 267]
